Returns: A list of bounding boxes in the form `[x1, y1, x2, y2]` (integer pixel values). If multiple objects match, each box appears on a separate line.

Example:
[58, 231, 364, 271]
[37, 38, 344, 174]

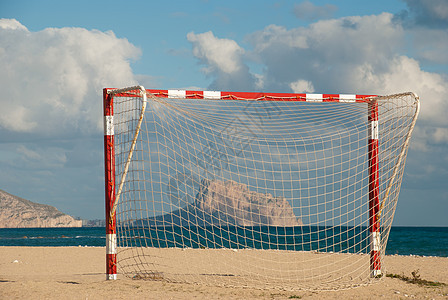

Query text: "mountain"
[0, 189, 82, 228]
[139, 179, 302, 227]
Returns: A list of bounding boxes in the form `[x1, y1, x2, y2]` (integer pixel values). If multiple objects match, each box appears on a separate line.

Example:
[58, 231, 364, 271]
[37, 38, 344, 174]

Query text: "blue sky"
[1, 0, 447, 225]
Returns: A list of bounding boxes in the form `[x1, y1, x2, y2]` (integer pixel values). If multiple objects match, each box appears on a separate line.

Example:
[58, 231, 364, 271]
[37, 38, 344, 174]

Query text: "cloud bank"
[0, 19, 140, 136]
[0, 19, 144, 218]
[187, 12, 448, 137]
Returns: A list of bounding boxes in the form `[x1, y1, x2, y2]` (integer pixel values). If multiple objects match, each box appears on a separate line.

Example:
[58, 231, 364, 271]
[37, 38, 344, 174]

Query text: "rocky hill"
[0, 189, 82, 228]
[142, 179, 302, 227]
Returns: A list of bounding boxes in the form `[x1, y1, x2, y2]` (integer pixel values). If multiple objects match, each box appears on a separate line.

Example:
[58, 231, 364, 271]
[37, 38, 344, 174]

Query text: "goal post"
[368, 100, 381, 277]
[103, 87, 116, 280]
[103, 85, 147, 280]
[103, 87, 419, 289]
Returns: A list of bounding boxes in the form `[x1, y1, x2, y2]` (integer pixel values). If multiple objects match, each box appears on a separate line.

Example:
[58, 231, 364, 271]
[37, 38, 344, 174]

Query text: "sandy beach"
[1, 246, 447, 299]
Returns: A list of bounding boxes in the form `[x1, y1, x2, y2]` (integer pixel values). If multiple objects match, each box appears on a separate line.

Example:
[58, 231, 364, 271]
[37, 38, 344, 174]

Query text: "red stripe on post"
[150, 89, 169, 96]
[322, 94, 340, 102]
[369, 139, 380, 231]
[104, 133, 116, 235]
[106, 254, 117, 279]
[185, 90, 204, 98]
[370, 250, 381, 274]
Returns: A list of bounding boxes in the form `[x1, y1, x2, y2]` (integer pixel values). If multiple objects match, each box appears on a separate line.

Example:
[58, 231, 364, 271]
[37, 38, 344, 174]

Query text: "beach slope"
[0, 247, 447, 299]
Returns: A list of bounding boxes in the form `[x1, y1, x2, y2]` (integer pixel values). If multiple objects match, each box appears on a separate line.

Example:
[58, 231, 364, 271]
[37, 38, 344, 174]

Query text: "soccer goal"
[103, 86, 419, 290]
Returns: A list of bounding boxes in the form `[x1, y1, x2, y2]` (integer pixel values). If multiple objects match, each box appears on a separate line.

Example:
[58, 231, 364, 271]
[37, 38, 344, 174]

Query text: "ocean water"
[0, 227, 106, 247]
[0, 226, 447, 257]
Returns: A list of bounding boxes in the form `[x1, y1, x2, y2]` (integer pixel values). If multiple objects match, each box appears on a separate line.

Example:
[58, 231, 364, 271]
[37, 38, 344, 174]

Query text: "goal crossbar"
[105, 88, 377, 102]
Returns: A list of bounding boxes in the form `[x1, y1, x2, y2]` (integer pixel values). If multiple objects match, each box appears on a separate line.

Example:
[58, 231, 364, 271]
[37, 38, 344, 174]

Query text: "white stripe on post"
[370, 120, 379, 140]
[104, 116, 114, 136]
[203, 91, 221, 99]
[168, 89, 186, 98]
[370, 231, 381, 252]
[306, 94, 323, 102]
[107, 274, 117, 280]
[339, 94, 357, 102]
[106, 233, 117, 254]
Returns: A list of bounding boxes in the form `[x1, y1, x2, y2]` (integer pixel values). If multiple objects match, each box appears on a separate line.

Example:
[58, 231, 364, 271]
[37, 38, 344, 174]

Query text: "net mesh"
[108, 89, 419, 290]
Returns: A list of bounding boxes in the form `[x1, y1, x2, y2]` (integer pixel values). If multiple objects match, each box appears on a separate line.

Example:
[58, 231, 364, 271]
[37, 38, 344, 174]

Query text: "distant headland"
[140, 179, 302, 227]
[0, 189, 82, 228]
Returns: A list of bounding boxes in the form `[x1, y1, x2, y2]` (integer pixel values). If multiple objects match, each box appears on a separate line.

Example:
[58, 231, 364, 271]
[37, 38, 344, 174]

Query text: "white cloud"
[0, 19, 27, 31]
[247, 13, 405, 93]
[363, 56, 448, 125]
[289, 79, 314, 93]
[0, 19, 142, 136]
[187, 31, 244, 74]
[187, 31, 255, 91]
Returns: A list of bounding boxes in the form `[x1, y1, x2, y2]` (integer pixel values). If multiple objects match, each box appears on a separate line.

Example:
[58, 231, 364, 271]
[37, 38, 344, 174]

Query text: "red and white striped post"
[368, 100, 381, 277]
[103, 88, 117, 280]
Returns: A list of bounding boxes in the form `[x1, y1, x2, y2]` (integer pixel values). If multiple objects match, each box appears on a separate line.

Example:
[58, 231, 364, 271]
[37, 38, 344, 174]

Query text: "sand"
[1, 246, 447, 299]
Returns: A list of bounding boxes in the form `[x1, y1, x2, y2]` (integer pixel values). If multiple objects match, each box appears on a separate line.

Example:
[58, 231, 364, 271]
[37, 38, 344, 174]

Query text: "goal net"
[103, 86, 419, 290]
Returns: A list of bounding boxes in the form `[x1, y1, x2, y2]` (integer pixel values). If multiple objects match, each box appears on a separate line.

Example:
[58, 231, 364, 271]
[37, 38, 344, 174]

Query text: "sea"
[0, 226, 447, 257]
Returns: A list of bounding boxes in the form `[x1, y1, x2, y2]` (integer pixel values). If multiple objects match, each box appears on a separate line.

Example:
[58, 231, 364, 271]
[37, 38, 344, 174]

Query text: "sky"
[0, 0, 447, 225]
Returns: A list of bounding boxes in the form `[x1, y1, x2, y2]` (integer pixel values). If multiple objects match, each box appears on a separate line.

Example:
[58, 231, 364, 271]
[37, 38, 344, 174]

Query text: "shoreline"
[1, 244, 447, 259]
[1, 246, 447, 299]
[1, 226, 446, 259]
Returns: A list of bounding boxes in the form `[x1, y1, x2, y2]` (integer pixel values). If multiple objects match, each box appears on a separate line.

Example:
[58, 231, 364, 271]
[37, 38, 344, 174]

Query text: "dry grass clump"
[386, 269, 446, 287]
